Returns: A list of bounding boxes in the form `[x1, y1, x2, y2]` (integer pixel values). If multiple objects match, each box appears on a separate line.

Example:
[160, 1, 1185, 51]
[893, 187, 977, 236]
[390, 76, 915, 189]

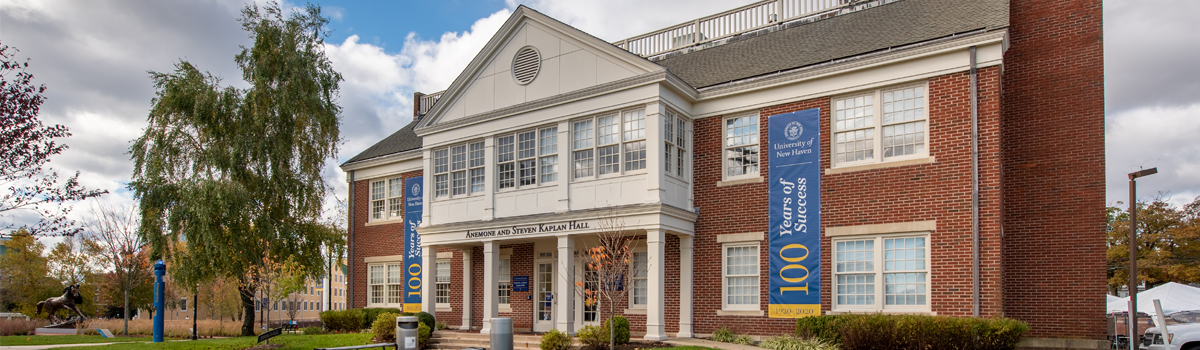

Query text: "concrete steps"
[430, 331, 544, 350]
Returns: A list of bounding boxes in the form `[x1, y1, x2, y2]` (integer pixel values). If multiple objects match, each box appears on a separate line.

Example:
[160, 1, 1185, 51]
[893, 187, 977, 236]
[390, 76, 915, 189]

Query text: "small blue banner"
[404, 176, 424, 312]
[512, 276, 529, 291]
[767, 108, 822, 318]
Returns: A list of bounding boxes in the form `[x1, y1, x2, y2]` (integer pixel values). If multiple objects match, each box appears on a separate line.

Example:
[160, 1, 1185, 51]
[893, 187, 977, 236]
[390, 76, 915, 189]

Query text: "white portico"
[409, 6, 698, 339]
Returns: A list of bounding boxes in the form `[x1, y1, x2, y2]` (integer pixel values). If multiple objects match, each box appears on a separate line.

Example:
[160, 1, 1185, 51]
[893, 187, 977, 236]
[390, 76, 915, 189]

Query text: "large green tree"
[0, 231, 61, 315]
[1107, 195, 1200, 293]
[130, 2, 344, 336]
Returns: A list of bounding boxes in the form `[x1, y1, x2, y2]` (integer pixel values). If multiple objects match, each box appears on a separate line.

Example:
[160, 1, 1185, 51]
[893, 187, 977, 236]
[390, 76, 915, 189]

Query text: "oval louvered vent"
[511, 46, 541, 85]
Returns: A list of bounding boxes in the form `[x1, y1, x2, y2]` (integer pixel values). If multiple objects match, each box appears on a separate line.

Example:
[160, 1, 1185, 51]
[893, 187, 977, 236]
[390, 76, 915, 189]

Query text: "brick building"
[340, 0, 1105, 348]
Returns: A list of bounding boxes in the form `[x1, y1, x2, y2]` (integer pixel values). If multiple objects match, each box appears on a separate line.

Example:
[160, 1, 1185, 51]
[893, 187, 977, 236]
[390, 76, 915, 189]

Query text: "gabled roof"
[656, 0, 1009, 89]
[342, 119, 422, 166]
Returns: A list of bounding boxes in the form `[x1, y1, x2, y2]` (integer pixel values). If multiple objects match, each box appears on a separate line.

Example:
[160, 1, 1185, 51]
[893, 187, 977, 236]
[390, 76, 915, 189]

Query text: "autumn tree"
[0, 231, 60, 314]
[573, 215, 638, 350]
[85, 203, 152, 335]
[1107, 195, 1200, 293]
[130, 2, 343, 336]
[1, 42, 106, 237]
[46, 233, 102, 317]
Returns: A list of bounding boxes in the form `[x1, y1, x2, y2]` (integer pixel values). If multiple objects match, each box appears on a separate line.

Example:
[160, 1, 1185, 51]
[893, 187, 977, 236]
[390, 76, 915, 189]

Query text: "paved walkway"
[0, 344, 114, 350]
[664, 337, 767, 350]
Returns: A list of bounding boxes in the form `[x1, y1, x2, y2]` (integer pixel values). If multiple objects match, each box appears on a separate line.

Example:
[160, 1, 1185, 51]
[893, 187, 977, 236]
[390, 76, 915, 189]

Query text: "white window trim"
[366, 261, 405, 308]
[830, 232, 932, 314]
[435, 258, 452, 310]
[664, 109, 691, 182]
[627, 246, 649, 310]
[571, 107, 649, 183]
[498, 251, 512, 311]
[433, 140, 486, 201]
[722, 112, 762, 182]
[721, 242, 761, 312]
[831, 81, 931, 170]
[496, 125, 559, 192]
[368, 176, 406, 222]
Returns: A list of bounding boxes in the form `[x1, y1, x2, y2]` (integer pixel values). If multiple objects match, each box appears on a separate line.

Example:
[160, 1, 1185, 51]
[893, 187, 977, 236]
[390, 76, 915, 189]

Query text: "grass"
[0, 334, 154, 346]
[53, 333, 375, 350]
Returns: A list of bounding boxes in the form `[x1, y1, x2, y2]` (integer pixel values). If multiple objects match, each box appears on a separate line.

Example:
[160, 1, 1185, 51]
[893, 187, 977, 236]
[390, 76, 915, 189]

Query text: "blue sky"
[314, 0, 510, 52]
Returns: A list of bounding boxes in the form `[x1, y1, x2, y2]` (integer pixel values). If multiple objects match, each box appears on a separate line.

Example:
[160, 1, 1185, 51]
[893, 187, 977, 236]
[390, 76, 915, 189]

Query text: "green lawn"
[0, 334, 154, 346]
[53, 333, 375, 350]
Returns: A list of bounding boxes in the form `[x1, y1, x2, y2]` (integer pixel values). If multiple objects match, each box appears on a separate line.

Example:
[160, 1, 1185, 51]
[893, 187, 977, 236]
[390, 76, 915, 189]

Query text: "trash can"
[396, 316, 419, 350]
[490, 318, 513, 350]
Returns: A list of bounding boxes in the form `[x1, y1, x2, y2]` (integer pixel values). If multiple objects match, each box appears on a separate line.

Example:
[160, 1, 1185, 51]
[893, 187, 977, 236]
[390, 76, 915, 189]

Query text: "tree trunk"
[238, 284, 256, 336]
[123, 289, 129, 336]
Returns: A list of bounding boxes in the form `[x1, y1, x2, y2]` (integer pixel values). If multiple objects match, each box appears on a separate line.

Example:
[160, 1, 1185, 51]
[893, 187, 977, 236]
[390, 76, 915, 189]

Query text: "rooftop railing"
[415, 90, 445, 118]
[613, 0, 850, 58]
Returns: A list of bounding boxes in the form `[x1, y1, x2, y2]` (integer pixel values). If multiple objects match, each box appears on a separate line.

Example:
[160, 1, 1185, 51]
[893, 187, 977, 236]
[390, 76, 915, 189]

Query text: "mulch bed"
[243, 343, 284, 350]
[604, 341, 677, 350]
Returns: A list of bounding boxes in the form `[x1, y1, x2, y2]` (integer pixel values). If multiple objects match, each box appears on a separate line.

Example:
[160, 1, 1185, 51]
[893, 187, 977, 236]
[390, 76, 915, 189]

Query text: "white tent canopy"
[1107, 282, 1200, 315]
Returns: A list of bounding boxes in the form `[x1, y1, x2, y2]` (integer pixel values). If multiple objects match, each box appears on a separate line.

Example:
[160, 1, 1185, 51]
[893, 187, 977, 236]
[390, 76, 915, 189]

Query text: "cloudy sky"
[1, 0, 1197, 234]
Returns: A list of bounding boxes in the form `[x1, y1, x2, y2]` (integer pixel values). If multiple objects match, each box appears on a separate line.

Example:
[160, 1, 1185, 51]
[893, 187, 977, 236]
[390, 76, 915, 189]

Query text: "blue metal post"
[153, 260, 165, 342]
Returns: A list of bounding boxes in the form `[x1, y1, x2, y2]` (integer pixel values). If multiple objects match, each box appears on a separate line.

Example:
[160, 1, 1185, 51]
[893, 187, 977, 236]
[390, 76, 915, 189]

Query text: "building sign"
[404, 176, 423, 313]
[767, 108, 822, 318]
[464, 221, 590, 239]
[512, 276, 529, 291]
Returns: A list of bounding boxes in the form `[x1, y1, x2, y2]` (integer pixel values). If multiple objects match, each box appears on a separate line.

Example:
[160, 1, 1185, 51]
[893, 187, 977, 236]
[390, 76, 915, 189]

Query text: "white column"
[556, 120, 571, 212]
[421, 246, 437, 314]
[461, 248, 473, 330]
[481, 241, 500, 334]
[421, 150, 432, 227]
[676, 235, 694, 338]
[483, 136, 495, 221]
[644, 102, 664, 204]
[644, 229, 667, 341]
[555, 235, 575, 334]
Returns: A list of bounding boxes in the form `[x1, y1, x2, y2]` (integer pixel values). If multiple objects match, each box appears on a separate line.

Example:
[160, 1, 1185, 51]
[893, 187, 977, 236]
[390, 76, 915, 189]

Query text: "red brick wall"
[1001, 0, 1106, 339]
[690, 68, 1004, 336]
[350, 170, 422, 309]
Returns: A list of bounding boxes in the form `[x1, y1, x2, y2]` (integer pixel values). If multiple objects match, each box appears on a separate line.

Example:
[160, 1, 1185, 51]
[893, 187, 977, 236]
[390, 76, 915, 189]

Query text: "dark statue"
[36, 283, 88, 324]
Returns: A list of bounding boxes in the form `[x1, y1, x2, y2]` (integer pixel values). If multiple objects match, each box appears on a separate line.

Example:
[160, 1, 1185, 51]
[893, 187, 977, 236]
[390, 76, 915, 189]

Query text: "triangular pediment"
[418, 6, 664, 130]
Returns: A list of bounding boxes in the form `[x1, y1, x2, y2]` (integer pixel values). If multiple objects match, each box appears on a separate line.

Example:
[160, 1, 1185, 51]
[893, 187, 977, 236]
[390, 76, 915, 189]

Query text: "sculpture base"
[35, 327, 80, 335]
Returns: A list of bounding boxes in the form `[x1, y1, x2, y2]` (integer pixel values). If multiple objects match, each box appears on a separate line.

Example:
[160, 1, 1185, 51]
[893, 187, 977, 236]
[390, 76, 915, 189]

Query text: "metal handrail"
[613, 0, 848, 57]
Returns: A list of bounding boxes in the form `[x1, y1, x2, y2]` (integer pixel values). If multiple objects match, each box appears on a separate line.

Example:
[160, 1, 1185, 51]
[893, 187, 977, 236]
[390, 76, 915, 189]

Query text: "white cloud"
[1106, 103, 1200, 208]
[505, 0, 758, 41]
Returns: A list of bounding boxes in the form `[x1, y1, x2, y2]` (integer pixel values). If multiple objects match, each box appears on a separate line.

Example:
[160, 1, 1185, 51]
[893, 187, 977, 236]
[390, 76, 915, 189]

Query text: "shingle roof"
[343, 119, 422, 165]
[656, 0, 1009, 89]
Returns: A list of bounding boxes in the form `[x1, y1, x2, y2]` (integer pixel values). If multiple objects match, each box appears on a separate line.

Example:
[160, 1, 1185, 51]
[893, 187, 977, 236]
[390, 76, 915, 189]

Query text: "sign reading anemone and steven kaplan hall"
[404, 176, 424, 313]
[768, 109, 822, 318]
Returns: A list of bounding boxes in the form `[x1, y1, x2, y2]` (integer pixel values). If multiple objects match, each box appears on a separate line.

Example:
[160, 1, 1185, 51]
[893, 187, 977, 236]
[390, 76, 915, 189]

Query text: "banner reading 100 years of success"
[768, 108, 821, 318]
[403, 176, 424, 313]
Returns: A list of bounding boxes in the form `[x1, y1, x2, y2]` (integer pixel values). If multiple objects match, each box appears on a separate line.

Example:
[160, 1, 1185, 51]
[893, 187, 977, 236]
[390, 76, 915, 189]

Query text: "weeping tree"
[129, 2, 344, 336]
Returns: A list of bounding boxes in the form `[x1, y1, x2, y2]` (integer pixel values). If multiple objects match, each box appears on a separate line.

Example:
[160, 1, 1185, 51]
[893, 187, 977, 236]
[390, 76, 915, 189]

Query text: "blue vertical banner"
[403, 176, 424, 313]
[767, 108, 822, 318]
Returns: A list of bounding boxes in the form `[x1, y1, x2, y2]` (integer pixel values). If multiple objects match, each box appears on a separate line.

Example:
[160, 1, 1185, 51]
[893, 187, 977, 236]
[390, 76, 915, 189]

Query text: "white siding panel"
[526, 56, 560, 101]
[525, 24, 560, 57]
[464, 75, 496, 116]
[596, 57, 634, 85]
[559, 50, 597, 93]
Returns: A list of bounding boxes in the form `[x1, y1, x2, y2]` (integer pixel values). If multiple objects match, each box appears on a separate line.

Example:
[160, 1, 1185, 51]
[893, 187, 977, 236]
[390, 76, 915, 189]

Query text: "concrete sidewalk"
[0, 344, 113, 350]
[664, 337, 767, 350]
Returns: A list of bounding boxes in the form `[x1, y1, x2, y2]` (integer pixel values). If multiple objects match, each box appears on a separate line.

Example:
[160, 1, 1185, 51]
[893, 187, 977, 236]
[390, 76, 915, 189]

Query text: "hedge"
[796, 314, 1029, 350]
[362, 307, 403, 330]
[320, 309, 364, 332]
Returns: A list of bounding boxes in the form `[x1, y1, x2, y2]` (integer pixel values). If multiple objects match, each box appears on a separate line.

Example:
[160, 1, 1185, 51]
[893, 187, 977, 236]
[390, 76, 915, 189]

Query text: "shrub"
[540, 329, 574, 350]
[416, 311, 436, 332]
[576, 325, 607, 350]
[602, 315, 630, 345]
[373, 312, 401, 342]
[435, 322, 447, 330]
[760, 335, 838, 350]
[418, 323, 432, 349]
[711, 327, 737, 343]
[302, 326, 326, 335]
[321, 309, 365, 332]
[0, 318, 47, 336]
[734, 334, 756, 345]
[797, 314, 1030, 350]
[362, 308, 402, 330]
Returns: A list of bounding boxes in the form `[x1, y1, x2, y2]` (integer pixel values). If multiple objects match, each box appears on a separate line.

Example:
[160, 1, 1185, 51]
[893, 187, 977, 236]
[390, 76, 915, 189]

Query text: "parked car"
[1142, 321, 1200, 350]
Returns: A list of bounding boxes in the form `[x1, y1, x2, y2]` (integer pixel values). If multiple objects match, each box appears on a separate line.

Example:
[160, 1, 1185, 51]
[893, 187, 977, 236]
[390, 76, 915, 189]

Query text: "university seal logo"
[411, 183, 421, 196]
[784, 121, 803, 141]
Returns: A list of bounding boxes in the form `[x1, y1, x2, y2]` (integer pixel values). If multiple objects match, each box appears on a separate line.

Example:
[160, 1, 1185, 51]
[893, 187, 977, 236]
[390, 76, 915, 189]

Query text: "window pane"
[387, 264, 402, 284]
[371, 285, 383, 305]
[499, 259, 512, 304]
[834, 94, 874, 132]
[497, 135, 515, 163]
[518, 159, 537, 186]
[452, 171, 467, 195]
[665, 142, 673, 173]
[835, 240, 875, 273]
[451, 145, 467, 171]
[624, 140, 646, 171]
[882, 86, 925, 124]
[518, 131, 537, 159]
[469, 141, 485, 168]
[573, 149, 594, 179]
[435, 174, 448, 197]
[664, 115, 674, 141]
[836, 274, 876, 306]
[597, 115, 619, 145]
[437, 261, 451, 283]
[540, 127, 558, 156]
[677, 148, 686, 176]
[388, 178, 403, 198]
[371, 199, 385, 220]
[540, 155, 558, 183]
[632, 252, 648, 305]
[725, 116, 758, 147]
[677, 118, 686, 148]
[724, 245, 758, 306]
[388, 284, 402, 304]
[882, 121, 925, 159]
[623, 110, 645, 141]
[470, 168, 486, 193]
[370, 265, 384, 284]
[725, 145, 759, 177]
[884, 237, 925, 271]
[498, 162, 515, 189]
[388, 198, 402, 218]
[434, 149, 449, 174]
[370, 181, 385, 201]
[597, 145, 620, 175]
[573, 120, 593, 150]
[834, 129, 874, 164]
[884, 273, 927, 306]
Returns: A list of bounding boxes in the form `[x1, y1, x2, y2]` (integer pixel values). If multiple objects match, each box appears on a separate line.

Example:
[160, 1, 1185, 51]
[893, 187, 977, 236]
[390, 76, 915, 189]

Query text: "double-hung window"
[369, 177, 405, 221]
[572, 108, 647, 179]
[664, 111, 688, 177]
[722, 243, 760, 311]
[368, 262, 403, 306]
[832, 235, 930, 312]
[497, 126, 558, 190]
[434, 141, 485, 198]
[724, 113, 760, 179]
[435, 260, 451, 307]
[498, 257, 511, 305]
[833, 83, 928, 168]
[630, 251, 648, 307]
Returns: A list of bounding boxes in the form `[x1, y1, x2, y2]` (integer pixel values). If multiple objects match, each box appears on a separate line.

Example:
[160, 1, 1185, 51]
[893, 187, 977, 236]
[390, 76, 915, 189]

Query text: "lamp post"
[1128, 167, 1157, 350]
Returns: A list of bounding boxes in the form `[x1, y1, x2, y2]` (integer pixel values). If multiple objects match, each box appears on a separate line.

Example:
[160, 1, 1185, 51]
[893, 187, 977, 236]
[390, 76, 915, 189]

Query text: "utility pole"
[1127, 167, 1157, 350]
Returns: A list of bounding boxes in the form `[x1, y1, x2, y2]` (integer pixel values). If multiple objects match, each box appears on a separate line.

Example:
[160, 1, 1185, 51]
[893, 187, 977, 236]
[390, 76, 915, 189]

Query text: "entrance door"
[533, 256, 555, 332]
[575, 261, 601, 328]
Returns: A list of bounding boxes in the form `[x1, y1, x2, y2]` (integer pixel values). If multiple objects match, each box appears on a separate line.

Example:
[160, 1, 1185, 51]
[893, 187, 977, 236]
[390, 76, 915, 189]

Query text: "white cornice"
[339, 148, 422, 172]
[419, 203, 697, 235]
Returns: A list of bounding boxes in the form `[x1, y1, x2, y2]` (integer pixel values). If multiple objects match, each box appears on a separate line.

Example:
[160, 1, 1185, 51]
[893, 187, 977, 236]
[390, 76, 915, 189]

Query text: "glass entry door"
[533, 259, 555, 332]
